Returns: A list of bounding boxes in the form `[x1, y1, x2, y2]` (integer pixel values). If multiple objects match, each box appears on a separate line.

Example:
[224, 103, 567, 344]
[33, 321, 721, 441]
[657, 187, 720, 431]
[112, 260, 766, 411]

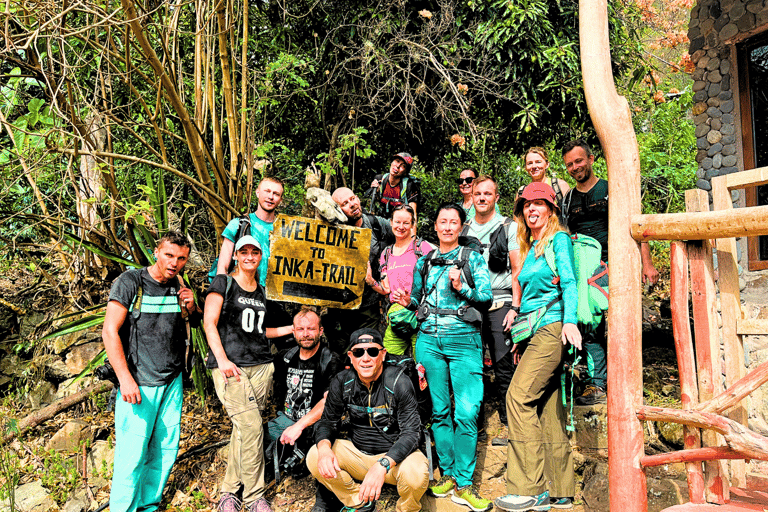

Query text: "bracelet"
[510, 305, 520, 313]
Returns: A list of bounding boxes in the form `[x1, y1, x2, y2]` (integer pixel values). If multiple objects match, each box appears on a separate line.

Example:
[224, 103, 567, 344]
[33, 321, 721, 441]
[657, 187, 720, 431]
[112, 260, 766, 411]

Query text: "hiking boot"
[494, 491, 551, 511]
[340, 500, 376, 512]
[218, 493, 242, 512]
[428, 476, 455, 497]
[451, 484, 493, 512]
[247, 498, 272, 512]
[549, 497, 573, 509]
[575, 385, 606, 405]
[311, 484, 342, 512]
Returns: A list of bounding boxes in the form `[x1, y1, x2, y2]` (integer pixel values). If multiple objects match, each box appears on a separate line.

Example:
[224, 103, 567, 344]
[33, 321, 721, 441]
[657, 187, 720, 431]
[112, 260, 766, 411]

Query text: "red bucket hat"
[514, 182, 559, 217]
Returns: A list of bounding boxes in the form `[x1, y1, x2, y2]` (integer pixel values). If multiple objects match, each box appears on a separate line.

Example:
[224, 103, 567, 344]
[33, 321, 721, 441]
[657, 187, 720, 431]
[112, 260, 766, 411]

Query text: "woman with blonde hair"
[494, 183, 581, 512]
[517, 147, 570, 207]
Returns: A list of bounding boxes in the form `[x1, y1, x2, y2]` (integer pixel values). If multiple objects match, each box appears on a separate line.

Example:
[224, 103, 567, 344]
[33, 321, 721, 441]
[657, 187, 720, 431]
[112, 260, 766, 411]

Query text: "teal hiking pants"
[415, 331, 483, 488]
[110, 374, 183, 512]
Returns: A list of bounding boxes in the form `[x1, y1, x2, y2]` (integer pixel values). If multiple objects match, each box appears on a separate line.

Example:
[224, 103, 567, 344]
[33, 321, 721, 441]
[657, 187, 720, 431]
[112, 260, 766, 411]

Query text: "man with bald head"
[325, 188, 393, 350]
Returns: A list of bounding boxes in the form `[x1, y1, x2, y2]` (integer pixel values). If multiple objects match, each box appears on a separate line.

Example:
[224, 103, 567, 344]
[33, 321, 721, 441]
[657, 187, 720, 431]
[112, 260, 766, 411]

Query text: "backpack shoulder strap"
[378, 173, 390, 195]
[319, 346, 333, 375]
[457, 247, 476, 289]
[283, 346, 300, 364]
[399, 176, 409, 202]
[130, 274, 144, 320]
[544, 238, 558, 279]
[459, 222, 471, 238]
[414, 238, 424, 259]
[551, 178, 563, 203]
[561, 189, 574, 224]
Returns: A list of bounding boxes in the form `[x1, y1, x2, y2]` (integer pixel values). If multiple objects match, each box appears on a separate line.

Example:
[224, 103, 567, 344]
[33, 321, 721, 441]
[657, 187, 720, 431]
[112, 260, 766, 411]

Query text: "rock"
[722, 74, 731, 91]
[719, 90, 733, 101]
[737, 11, 755, 30]
[707, 130, 723, 144]
[706, 96, 721, 107]
[720, 166, 739, 175]
[65, 340, 103, 376]
[708, 82, 722, 97]
[707, 142, 723, 156]
[0, 355, 26, 378]
[706, 56, 721, 70]
[722, 134, 736, 144]
[56, 376, 97, 400]
[696, 149, 708, 162]
[582, 473, 609, 512]
[28, 381, 57, 410]
[722, 123, 735, 135]
[706, 106, 723, 119]
[710, 118, 722, 132]
[702, 157, 714, 170]
[729, 2, 746, 19]
[721, 99, 734, 113]
[61, 489, 89, 512]
[747, 0, 765, 12]
[693, 80, 706, 91]
[720, 23, 739, 39]
[696, 137, 709, 150]
[723, 155, 738, 167]
[87, 440, 115, 487]
[692, 102, 708, 116]
[722, 143, 737, 156]
[696, 55, 710, 68]
[45, 357, 71, 382]
[658, 421, 684, 449]
[47, 420, 92, 453]
[720, 60, 731, 74]
[694, 112, 708, 125]
[572, 405, 608, 450]
[707, 69, 722, 83]
[0, 302, 19, 340]
[697, 179, 713, 191]
[695, 123, 710, 137]
[713, 153, 723, 168]
[647, 477, 689, 511]
[693, 90, 707, 102]
[53, 329, 101, 355]
[0, 480, 56, 512]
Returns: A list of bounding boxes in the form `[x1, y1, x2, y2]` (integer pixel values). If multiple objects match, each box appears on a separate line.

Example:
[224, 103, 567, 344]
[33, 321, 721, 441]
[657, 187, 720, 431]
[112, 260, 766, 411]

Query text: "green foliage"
[39, 449, 80, 504]
[0, 419, 20, 511]
[315, 127, 376, 180]
[635, 89, 696, 214]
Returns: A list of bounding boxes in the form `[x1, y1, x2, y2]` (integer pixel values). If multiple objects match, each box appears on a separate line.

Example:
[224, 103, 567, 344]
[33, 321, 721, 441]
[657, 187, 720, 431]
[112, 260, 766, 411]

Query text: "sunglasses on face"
[350, 347, 381, 358]
[456, 177, 475, 185]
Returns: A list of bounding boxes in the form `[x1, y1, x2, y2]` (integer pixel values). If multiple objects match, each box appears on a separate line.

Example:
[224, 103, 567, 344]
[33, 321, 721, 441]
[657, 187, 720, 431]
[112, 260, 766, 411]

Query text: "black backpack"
[460, 218, 515, 273]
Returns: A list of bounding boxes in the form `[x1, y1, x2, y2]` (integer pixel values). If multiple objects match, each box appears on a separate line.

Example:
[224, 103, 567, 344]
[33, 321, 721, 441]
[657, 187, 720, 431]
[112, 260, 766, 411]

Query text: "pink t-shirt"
[379, 239, 434, 302]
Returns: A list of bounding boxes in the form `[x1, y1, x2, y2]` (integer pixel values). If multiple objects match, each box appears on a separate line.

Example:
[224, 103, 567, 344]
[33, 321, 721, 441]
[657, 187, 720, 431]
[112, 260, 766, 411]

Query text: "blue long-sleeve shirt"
[409, 246, 492, 335]
[518, 231, 578, 327]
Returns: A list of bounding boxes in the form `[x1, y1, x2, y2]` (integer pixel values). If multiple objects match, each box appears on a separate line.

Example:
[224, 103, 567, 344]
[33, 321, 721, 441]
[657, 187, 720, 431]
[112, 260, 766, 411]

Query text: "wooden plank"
[670, 241, 705, 503]
[631, 206, 768, 242]
[711, 175, 747, 487]
[722, 166, 768, 190]
[736, 318, 768, 335]
[686, 189, 730, 504]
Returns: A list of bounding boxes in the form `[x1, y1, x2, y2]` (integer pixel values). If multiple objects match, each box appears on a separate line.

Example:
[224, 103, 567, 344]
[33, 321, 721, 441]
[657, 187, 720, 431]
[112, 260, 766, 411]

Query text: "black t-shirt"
[565, 178, 609, 262]
[108, 268, 187, 386]
[205, 275, 272, 368]
[273, 346, 341, 422]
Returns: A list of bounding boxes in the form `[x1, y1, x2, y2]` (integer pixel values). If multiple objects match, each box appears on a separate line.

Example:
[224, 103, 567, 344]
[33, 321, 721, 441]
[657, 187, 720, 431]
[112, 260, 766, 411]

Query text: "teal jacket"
[518, 231, 578, 328]
[410, 246, 492, 336]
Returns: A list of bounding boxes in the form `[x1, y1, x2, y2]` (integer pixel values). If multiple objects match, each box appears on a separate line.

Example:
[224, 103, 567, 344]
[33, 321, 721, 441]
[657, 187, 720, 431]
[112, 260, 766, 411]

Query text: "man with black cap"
[307, 329, 429, 512]
[370, 152, 421, 218]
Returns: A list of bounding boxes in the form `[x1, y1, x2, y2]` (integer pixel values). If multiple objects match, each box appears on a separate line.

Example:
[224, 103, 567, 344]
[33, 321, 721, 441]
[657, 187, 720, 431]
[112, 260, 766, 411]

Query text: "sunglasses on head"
[456, 177, 475, 185]
[350, 347, 381, 358]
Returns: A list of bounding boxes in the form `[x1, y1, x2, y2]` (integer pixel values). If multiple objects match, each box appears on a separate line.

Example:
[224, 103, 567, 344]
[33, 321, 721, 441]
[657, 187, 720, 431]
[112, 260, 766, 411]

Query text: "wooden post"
[670, 241, 705, 503]
[711, 175, 747, 487]
[686, 189, 730, 504]
[578, 0, 646, 510]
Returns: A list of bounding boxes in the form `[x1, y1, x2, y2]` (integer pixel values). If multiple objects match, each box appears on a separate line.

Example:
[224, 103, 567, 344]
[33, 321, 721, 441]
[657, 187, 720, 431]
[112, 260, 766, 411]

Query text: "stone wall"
[688, 0, 768, 191]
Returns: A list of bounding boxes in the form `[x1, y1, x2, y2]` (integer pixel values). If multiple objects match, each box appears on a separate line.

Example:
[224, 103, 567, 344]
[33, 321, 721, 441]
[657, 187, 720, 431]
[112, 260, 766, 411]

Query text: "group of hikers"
[101, 139, 661, 512]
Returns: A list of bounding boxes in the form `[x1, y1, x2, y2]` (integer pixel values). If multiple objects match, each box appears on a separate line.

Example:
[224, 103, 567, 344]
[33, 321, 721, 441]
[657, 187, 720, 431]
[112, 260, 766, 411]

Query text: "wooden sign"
[266, 215, 371, 309]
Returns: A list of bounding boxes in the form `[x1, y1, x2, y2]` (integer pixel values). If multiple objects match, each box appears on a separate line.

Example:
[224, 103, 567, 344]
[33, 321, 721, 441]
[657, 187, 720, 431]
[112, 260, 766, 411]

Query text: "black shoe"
[312, 485, 342, 512]
[575, 385, 606, 405]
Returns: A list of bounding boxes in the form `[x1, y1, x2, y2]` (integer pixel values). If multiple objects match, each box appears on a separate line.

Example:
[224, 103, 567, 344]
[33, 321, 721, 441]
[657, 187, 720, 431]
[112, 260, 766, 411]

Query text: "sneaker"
[428, 476, 455, 497]
[340, 501, 376, 512]
[549, 497, 573, 509]
[247, 498, 272, 512]
[494, 491, 551, 511]
[575, 385, 606, 405]
[218, 493, 242, 512]
[451, 485, 493, 512]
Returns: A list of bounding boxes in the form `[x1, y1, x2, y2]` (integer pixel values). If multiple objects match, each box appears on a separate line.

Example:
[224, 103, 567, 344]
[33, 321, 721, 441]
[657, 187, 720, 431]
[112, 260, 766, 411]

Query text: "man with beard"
[461, 175, 521, 429]
[560, 139, 659, 405]
[215, 177, 284, 287]
[267, 308, 342, 512]
[325, 188, 394, 350]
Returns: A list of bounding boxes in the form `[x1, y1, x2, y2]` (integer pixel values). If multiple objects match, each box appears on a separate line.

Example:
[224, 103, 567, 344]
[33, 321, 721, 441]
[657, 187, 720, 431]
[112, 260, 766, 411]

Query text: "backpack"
[374, 174, 420, 216]
[460, 218, 515, 273]
[415, 236, 490, 326]
[340, 354, 435, 474]
[543, 233, 609, 331]
[207, 215, 252, 282]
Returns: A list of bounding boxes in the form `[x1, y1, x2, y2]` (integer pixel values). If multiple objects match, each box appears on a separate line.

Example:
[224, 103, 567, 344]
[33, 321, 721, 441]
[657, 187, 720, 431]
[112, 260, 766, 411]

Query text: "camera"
[94, 360, 119, 385]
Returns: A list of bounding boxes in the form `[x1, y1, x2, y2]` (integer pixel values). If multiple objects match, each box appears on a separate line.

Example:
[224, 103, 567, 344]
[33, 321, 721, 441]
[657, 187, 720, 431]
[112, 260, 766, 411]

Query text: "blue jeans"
[415, 332, 483, 488]
[110, 374, 183, 512]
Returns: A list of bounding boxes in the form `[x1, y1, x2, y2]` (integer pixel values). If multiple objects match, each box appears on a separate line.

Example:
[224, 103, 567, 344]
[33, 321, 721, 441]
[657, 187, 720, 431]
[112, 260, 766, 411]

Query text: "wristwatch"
[377, 457, 391, 473]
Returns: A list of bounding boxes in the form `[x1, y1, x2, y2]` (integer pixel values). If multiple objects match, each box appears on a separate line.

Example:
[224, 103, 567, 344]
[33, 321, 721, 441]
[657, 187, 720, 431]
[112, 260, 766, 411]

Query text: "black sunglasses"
[350, 347, 382, 358]
[456, 177, 475, 185]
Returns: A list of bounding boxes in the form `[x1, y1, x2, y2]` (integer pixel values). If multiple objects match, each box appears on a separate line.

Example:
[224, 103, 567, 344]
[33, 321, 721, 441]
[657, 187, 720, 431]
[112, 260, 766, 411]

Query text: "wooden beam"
[711, 174, 747, 487]
[578, 0, 646, 509]
[670, 241, 705, 502]
[631, 206, 768, 242]
[696, 360, 768, 416]
[719, 165, 768, 190]
[641, 447, 751, 468]
[686, 190, 730, 504]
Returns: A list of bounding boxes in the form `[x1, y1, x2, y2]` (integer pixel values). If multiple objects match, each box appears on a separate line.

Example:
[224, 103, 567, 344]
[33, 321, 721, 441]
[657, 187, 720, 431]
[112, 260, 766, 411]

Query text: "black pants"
[483, 305, 515, 423]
